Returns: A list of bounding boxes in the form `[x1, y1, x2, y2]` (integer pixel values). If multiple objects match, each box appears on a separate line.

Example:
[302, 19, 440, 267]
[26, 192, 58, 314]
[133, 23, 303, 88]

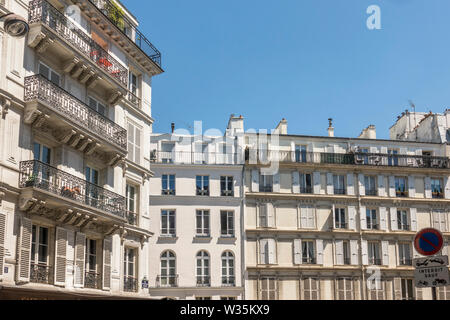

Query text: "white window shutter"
[135, 127, 141, 165]
[17, 217, 32, 283]
[410, 208, 418, 232]
[424, 177, 432, 199]
[413, 241, 420, 259]
[251, 170, 259, 192]
[327, 173, 334, 195]
[445, 177, 450, 199]
[408, 177, 416, 198]
[390, 207, 398, 231]
[348, 206, 356, 230]
[379, 207, 388, 231]
[350, 240, 359, 265]
[336, 240, 344, 265]
[300, 206, 307, 229]
[393, 278, 402, 300]
[267, 203, 275, 228]
[292, 172, 300, 194]
[0, 213, 5, 278]
[74, 232, 86, 288]
[54, 227, 68, 287]
[347, 174, 355, 196]
[360, 206, 367, 230]
[293, 239, 302, 265]
[312, 172, 321, 195]
[316, 240, 324, 265]
[259, 239, 268, 264]
[432, 211, 441, 230]
[389, 176, 396, 197]
[378, 175, 386, 197]
[358, 174, 366, 196]
[102, 237, 112, 290]
[307, 207, 316, 229]
[273, 173, 281, 193]
[268, 239, 276, 265]
[259, 203, 268, 228]
[381, 241, 389, 266]
[361, 240, 369, 265]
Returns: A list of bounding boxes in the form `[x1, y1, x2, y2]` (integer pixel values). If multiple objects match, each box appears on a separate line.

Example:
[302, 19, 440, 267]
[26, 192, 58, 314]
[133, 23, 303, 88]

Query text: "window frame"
[220, 176, 234, 197]
[220, 211, 235, 238]
[196, 175, 210, 196]
[161, 210, 176, 237]
[196, 210, 210, 237]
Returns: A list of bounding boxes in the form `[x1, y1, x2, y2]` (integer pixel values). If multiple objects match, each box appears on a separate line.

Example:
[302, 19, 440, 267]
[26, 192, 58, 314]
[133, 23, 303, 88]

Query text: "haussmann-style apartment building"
[0, 0, 163, 299]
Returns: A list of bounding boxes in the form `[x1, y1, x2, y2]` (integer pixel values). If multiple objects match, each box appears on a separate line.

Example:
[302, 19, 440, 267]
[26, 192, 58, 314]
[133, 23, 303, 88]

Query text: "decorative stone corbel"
[140, 235, 148, 249]
[64, 212, 82, 225]
[107, 154, 121, 167]
[0, 187, 6, 205]
[71, 64, 87, 79]
[120, 227, 128, 242]
[142, 173, 151, 185]
[63, 57, 80, 74]
[19, 197, 38, 212]
[79, 69, 96, 84]
[105, 224, 120, 236]
[69, 134, 84, 148]
[36, 37, 55, 54]
[56, 209, 73, 223]
[121, 160, 128, 177]
[81, 217, 97, 229]
[28, 31, 47, 49]
[86, 75, 102, 89]
[54, 129, 77, 144]
[77, 138, 93, 152]
[85, 142, 101, 156]
[32, 114, 50, 129]
[108, 90, 123, 105]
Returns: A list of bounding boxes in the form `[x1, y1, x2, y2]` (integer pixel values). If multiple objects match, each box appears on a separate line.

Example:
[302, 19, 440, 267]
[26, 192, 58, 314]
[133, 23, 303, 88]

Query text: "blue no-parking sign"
[414, 228, 444, 256]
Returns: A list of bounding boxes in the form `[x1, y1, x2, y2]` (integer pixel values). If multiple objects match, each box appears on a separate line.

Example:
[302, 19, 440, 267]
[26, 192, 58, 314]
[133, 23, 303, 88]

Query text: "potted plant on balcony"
[25, 174, 37, 187]
[108, 0, 126, 32]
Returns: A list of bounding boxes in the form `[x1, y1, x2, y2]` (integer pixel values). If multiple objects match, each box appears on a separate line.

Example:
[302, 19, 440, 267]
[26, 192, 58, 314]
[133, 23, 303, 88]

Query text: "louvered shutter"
[350, 240, 359, 265]
[412, 241, 420, 259]
[259, 239, 268, 264]
[259, 203, 267, 228]
[267, 203, 275, 228]
[360, 206, 367, 230]
[336, 240, 344, 265]
[293, 239, 302, 265]
[251, 170, 259, 192]
[347, 174, 355, 196]
[17, 217, 32, 282]
[432, 211, 441, 230]
[103, 237, 112, 290]
[445, 177, 450, 199]
[135, 127, 141, 165]
[390, 207, 398, 231]
[313, 172, 321, 194]
[361, 240, 368, 265]
[268, 239, 276, 264]
[389, 176, 396, 197]
[348, 206, 356, 230]
[378, 175, 385, 197]
[292, 172, 300, 194]
[424, 177, 432, 199]
[54, 227, 68, 287]
[303, 278, 310, 300]
[381, 241, 389, 266]
[410, 208, 418, 232]
[307, 207, 315, 229]
[300, 206, 307, 229]
[379, 207, 387, 231]
[408, 177, 416, 198]
[0, 213, 5, 278]
[273, 173, 280, 193]
[416, 288, 423, 300]
[316, 240, 324, 265]
[393, 278, 402, 300]
[74, 232, 86, 288]
[327, 173, 334, 195]
[358, 174, 366, 196]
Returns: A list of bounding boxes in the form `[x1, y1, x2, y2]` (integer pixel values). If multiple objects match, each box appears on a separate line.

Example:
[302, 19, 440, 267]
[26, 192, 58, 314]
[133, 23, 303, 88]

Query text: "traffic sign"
[415, 266, 450, 288]
[414, 228, 444, 256]
[413, 256, 449, 268]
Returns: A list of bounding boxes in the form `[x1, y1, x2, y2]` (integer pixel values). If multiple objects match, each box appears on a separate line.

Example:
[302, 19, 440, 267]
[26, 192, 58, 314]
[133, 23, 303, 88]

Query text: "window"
[161, 210, 176, 237]
[300, 206, 315, 229]
[401, 279, 415, 300]
[33, 142, 51, 186]
[302, 241, 316, 264]
[31, 225, 49, 283]
[303, 278, 319, 300]
[129, 72, 139, 96]
[388, 149, 399, 166]
[84, 239, 98, 289]
[85, 166, 99, 204]
[160, 143, 174, 164]
[221, 297, 237, 300]
[221, 252, 235, 286]
[295, 145, 307, 163]
[360, 148, 369, 164]
[259, 174, 273, 192]
[334, 207, 347, 229]
[220, 176, 234, 196]
[196, 210, 210, 237]
[395, 177, 408, 197]
[160, 251, 177, 287]
[126, 184, 138, 225]
[196, 176, 210, 196]
[259, 203, 275, 228]
[333, 175, 346, 195]
[196, 251, 210, 287]
[368, 280, 385, 300]
[432, 210, 448, 232]
[196, 297, 212, 300]
[438, 286, 450, 300]
[162, 175, 176, 195]
[366, 209, 379, 230]
[127, 122, 141, 164]
[39, 62, 60, 86]
[300, 173, 312, 194]
[397, 210, 410, 231]
[343, 241, 351, 265]
[260, 277, 277, 300]
[33, 142, 51, 164]
[368, 242, 381, 265]
[431, 179, 444, 199]
[259, 239, 276, 265]
[221, 211, 234, 237]
[365, 176, 377, 196]
[336, 278, 354, 300]
[399, 243, 412, 266]
[123, 247, 137, 292]
[88, 96, 106, 116]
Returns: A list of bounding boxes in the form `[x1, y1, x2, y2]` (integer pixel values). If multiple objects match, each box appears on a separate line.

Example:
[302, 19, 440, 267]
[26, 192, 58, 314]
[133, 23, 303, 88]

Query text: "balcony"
[156, 275, 179, 288]
[397, 224, 410, 232]
[24, 75, 127, 159]
[396, 190, 409, 198]
[126, 90, 142, 108]
[84, 271, 101, 289]
[150, 151, 239, 165]
[197, 276, 211, 287]
[196, 189, 210, 197]
[124, 276, 138, 293]
[28, 0, 128, 89]
[19, 160, 126, 221]
[432, 192, 444, 199]
[30, 263, 53, 284]
[343, 258, 351, 265]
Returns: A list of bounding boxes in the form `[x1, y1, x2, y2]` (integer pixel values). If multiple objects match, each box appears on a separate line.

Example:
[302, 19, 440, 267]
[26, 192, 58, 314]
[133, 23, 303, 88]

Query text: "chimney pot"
[171, 123, 175, 133]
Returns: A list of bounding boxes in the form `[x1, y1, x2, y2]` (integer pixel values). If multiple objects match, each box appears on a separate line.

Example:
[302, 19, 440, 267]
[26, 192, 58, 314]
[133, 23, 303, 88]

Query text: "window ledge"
[159, 236, 178, 240]
[194, 236, 212, 241]
[219, 236, 237, 241]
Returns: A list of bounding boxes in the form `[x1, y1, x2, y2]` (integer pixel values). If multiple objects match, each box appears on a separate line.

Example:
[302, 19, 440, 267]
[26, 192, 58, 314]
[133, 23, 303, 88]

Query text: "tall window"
[221, 211, 234, 237]
[343, 241, 351, 265]
[221, 252, 235, 286]
[196, 251, 210, 287]
[431, 179, 444, 198]
[295, 145, 307, 163]
[33, 142, 51, 164]
[300, 173, 312, 194]
[388, 149, 399, 166]
[127, 122, 141, 164]
[85, 166, 99, 205]
[259, 174, 273, 193]
[364, 176, 377, 196]
[303, 278, 319, 300]
[366, 209, 378, 230]
[126, 184, 138, 225]
[196, 176, 210, 196]
[260, 277, 277, 300]
[162, 175, 176, 195]
[196, 210, 210, 237]
[123, 248, 137, 292]
[160, 251, 176, 287]
[88, 96, 106, 116]
[368, 242, 381, 265]
[39, 62, 60, 86]
[395, 177, 407, 197]
[161, 210, 176, 237]
[334, 208, 347, 229]
[397, 210, 410, 231]
[302, 241, 316, 264]
[85, 239, 98, 289]
[129, 72, 139, 97]
[399, 243, 412, 266]
[368, 280, 385, 300]
[401, 279, 415, 300]
[336, 278, 354, 300]
[220, 176, 234, 196]
[333, 175, 346, 195]
[31, 225, 49, 283]
[433, 210, 448, 232]
[33, 143, 51, 185]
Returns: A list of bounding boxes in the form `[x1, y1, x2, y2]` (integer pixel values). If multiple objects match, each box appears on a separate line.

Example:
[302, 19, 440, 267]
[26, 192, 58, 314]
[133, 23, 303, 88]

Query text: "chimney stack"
[171, 122, 175, 133]
[328, 118, 335, 137]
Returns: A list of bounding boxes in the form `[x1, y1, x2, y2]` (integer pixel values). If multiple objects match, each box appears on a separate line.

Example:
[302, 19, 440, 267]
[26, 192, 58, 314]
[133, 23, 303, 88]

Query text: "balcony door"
[124, 248, 137, 292]
[85, 167, 99, 206]
[30, 225, 50, 284]
[33, 142, 51, 188]
[39, 62, 60, 86]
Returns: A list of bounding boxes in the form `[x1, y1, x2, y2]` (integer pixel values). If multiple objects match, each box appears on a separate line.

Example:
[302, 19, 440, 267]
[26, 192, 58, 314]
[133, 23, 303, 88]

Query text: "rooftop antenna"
[409, 100, 417, 141]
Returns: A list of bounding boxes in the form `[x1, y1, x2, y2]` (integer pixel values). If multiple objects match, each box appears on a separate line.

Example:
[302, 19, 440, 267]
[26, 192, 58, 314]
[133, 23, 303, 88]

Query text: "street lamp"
[0, 12, 29, 38]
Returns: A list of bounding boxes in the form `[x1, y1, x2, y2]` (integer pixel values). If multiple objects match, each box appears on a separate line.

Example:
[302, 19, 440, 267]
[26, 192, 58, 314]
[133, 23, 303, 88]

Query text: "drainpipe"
[358, 193, 366, 301]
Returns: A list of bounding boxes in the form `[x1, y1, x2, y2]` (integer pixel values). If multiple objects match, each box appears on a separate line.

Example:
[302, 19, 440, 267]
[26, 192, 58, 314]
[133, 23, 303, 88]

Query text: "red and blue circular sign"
[414, 228, 444, 256]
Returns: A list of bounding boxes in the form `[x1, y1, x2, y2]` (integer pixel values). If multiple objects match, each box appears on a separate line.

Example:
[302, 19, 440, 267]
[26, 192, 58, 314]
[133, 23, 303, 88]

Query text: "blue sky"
[123, 0, 450, 139]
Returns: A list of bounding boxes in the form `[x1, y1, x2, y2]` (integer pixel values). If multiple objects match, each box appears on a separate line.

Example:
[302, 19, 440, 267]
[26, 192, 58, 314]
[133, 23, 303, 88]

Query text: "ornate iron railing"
[399, 259, 413, 266]
[28, 0, 128, 87]
[125, 91, 141, 108]
[369, 258, 383, 266]
[124, 276, 138, 292]
[156, 275, 179, 288]
[126, 211, 138, 226]
[89, 0, 162, 67]
[150, 151, 240, 165]
[20, 160, 126, 219]
[24, 75, 127, 150]
[84, 271, 101, 289]
[30, 263, 52, 284]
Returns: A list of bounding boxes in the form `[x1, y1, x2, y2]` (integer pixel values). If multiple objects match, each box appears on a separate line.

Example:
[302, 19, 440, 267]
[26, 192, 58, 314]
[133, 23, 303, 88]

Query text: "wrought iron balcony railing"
[29, 0, 128, 87]
[367, 224, 380, 230]
[300, 186, 313, 194]
[30, 263, 53, 284]
[150, 151, 240, 165]
[365, 189, 378, 196]
[397, 224, 411, 231]
[126, 91, 142, 108]
[25, 75, 127, 150]
[89, 0, 162, 67]
[302, 257, 317, 265]
[221, 190, 234, 197]
[334, 223, 348, 230]
[432, 192, 444, 199]
[123, 276, 138, 292]
[196, 276, 211, 287]
[259, 186, 273, 193]
[156, 275, 179, 288]
[222, 276, 236, 287]
[334, 188, 347, 195]
[126, 211, 139, 226]
[369, 258, 382, 266]
[162, 189, 176, 196]
[85, 271, 101, 289]
[399, 259, 413, 266]
[20, 160, 126, 219]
